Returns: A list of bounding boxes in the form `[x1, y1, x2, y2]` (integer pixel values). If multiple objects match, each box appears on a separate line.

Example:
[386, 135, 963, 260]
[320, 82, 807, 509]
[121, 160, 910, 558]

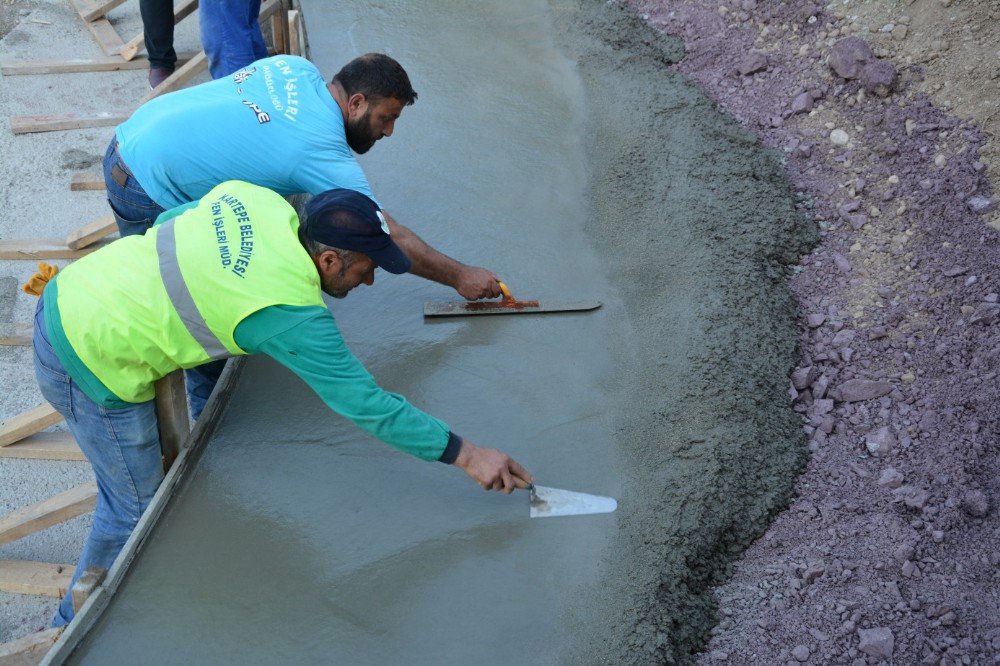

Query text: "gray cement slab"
[62, 0, 814, 662]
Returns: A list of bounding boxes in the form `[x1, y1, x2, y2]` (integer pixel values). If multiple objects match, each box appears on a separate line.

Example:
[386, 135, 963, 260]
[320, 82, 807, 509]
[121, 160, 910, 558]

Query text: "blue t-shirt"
[116, 55, 374, 209]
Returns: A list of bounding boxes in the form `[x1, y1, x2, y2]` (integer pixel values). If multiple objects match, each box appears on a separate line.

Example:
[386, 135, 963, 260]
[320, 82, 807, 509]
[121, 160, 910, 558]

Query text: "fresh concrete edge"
[40, 356, 247, 665]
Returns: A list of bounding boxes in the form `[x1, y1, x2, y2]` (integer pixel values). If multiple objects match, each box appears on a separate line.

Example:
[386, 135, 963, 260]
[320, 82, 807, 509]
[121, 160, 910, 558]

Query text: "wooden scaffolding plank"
[0, 432, 85, 462]
[9, 111, 130, 135]
[0, 237, 113, 260]
[0, 628, 64, 665]
[79, 0, 128, 22]
[0, 52, 199, 76]
[0, 560, 74, 597]
[0, 323, 32, 347]
[288, 9, 301, 56]
[70, 169, 104, 191]
[140, 51, 207, 102]
[67, 0, 125, 56]
[0, 483, 98, 547]
[120, 0, 199, 61]
[65, 215, 117, 250]
[0, 404, 64, 448]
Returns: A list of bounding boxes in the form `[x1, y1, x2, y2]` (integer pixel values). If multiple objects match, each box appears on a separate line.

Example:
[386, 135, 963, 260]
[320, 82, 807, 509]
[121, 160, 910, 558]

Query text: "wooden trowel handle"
[498, 281, 513, 301]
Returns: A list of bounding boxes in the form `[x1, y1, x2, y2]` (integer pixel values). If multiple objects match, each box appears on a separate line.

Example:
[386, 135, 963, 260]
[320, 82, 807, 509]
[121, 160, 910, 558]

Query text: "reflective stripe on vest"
[156, 218, 231, 361]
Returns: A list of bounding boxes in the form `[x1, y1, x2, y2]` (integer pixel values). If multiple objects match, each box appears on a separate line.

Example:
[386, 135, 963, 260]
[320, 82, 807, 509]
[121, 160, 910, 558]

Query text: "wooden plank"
[65, 215, 117, 250]
[287, 9, 301, 56]
[0, 432, 85, 462]
[270, 1, 289, 55]
[70, 170, 104, 191]
[155, 371, 189, 472]
[68, 0, 125, 56]
[0, 52, 198, 76]
[140, 51, 207, 102]
[120, 0, 199, 61]
[0, 628, 63, 665]
[0, 404, 63, 448]
[0, 560, 74, 597]
[0, 323, 32, 347]
[0, 483, 97, 547]
[0, 237, 113, 260]
[79, 0, 128, 22]
[258, 0, 281, 24]
[9, 111, 130, 135]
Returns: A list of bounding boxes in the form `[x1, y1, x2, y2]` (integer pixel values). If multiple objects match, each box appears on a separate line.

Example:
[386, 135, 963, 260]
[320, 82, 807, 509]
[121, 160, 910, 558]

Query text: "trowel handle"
[497, 281, 513, 301]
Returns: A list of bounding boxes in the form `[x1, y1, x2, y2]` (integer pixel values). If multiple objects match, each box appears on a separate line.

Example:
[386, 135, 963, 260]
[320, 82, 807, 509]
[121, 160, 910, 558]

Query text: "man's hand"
[454, 440, 533, 494]
[454, 265, 502, 300]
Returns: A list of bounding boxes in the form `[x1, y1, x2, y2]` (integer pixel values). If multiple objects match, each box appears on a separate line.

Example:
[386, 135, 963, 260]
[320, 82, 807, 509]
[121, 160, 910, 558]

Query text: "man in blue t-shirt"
[103, 53, 503, 415]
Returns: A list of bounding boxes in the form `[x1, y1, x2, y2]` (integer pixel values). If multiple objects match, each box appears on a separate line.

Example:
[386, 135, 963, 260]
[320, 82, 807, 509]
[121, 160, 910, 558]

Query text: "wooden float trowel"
[527, 484, 617, 519]
[423, 281, 601, 318]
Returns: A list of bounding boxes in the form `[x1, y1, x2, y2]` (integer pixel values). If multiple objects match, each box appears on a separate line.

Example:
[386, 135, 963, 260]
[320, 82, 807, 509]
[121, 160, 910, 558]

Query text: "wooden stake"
[270, 1, 289, 55]
[0, 482, 98, 547]
[70, 169, 104, 191]
[0, 237, 112, 260]
[140, 51, 207, 103]
[65, 215, 117, 250]
[287, 9, 301, 56]
[0, 323, 32, 347]
[71, 566, 107, 614]
[0, 52, 198, 76]
[9, 111, 130, 135]
[0, 559, 74, 597]
[120, 0, 199, 61]
[0, 628, 64, 664]
[0, 404, 63, 448]
[0, 432, 86, 462]
[155, 370, 189, 472]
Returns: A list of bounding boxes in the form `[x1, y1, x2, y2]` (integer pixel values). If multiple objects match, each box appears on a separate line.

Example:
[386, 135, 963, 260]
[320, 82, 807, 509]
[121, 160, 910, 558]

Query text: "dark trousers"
[140, 0, 176, 70]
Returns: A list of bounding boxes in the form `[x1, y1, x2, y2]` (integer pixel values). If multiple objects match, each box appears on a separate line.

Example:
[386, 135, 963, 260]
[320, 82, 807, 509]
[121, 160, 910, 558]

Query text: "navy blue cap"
[302, 189, 411, 274]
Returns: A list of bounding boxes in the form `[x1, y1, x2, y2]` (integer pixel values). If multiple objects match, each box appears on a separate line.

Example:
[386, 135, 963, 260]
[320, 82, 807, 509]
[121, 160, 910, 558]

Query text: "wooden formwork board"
[0, 52, 199, 76]
[75, 0, 128, 23]
[0, 628, 64, 665]
[0, 323, 32, 347]
[0, 482, 97, 548]
[0, 559, 74, 597]
[0, 237, 113, 260]
[70, 170, 104, 191]
[9, 111, 130, 135]
[0, 432, 86, 462]
[0, 404, 63, 448]
[140, 51, 207, 103]
[65, 215, 117, 251]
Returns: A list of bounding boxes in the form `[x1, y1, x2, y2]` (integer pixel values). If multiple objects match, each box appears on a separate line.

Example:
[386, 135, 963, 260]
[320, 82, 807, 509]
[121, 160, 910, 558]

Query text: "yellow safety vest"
[55, 181, 326, 403]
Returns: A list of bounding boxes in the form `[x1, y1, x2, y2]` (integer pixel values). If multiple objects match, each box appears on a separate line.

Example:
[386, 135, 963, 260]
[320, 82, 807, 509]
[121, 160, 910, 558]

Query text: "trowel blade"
[423, 300, 602, 317]
[529, 485, 617, 519]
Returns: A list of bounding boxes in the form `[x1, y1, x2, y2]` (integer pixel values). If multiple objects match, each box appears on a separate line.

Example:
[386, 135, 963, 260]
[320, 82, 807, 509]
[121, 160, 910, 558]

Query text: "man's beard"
[345, 110, 377, 154]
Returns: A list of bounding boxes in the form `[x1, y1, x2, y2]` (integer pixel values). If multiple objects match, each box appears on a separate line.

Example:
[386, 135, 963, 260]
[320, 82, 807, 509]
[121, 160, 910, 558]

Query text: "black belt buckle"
[111, 162, 129, 188]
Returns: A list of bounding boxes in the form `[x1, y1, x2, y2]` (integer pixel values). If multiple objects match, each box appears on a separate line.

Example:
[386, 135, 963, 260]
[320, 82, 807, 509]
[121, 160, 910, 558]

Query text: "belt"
[110, 139, 134, 188]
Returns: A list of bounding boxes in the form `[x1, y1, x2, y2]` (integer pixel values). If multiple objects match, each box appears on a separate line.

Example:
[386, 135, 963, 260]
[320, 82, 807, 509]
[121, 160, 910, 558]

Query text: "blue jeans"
[101, 137, 224, 417]
[200, 0, 268, 80]
[33, 296, 164, 627]
[102, 137, 165, 238]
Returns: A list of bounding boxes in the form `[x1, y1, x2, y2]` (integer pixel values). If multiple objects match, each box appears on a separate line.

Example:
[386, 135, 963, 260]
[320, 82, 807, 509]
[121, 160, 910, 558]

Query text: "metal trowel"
[528, 484, 617, 519]
[423, 281, 602, 318]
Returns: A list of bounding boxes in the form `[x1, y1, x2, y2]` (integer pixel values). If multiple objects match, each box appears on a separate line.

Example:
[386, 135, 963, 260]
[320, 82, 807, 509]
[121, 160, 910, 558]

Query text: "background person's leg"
[140, 0, 177, 85]
[33, 298, 164, 627]
[200, 0, 268, 80]
[185, 360, 227, 421]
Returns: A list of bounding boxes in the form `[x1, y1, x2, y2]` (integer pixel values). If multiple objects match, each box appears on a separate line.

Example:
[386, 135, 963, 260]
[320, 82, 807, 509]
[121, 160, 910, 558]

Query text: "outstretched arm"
[381, 210, 503, 300]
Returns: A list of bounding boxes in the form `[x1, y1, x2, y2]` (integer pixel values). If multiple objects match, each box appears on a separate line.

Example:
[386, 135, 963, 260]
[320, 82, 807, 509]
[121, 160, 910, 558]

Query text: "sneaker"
[148, 66, 175, 90]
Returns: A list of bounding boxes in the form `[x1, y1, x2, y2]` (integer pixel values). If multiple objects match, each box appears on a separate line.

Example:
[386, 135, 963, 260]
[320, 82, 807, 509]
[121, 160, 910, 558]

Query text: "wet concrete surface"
[68, 1, 815, 663]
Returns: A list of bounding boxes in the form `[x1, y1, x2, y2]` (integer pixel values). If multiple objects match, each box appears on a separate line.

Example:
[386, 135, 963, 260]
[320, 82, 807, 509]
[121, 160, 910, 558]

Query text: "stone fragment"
[868, 326, 887, 340]
[828, 37, 874, 79]
[893, 485, 930, 509]
[738, 52, 768, 76]
[791, 92, 813, 114]
[807, 313, 826, 328]
[943, 266, 967, 277]
[833, 253, 851, 273]
[877, 467, 904, 488]
[858, 627, 894, 659]
[967, 195, 996, 214]
[792, 644, 810, 662]
[961, 490, 990, 518]
[860, 60, 897, 97]
[830, 129, 849, 145]
[832, 329, 855, 347]
[838, 379, 892, 402]
[792, 366, 818, 390]
[968, 303, 1000, 325]
[803, 563, 826, 583]
[865, 426, 895, 457]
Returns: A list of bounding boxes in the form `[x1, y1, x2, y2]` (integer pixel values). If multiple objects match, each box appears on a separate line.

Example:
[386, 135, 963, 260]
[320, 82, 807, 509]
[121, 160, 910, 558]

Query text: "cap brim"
[366, 240, 411, 275]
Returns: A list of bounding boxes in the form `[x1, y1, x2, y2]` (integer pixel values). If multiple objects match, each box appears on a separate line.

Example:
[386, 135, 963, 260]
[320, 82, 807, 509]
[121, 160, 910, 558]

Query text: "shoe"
[148, 66, 175, 90]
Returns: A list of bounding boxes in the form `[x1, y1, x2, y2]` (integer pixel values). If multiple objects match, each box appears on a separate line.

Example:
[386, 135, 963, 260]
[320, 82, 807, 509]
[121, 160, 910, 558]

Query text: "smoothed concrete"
[68, 1, 815, 663]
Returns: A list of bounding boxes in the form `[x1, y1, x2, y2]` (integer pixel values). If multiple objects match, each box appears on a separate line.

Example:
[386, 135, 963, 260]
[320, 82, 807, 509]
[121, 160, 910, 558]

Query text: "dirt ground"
[621, 0, 998, 663]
